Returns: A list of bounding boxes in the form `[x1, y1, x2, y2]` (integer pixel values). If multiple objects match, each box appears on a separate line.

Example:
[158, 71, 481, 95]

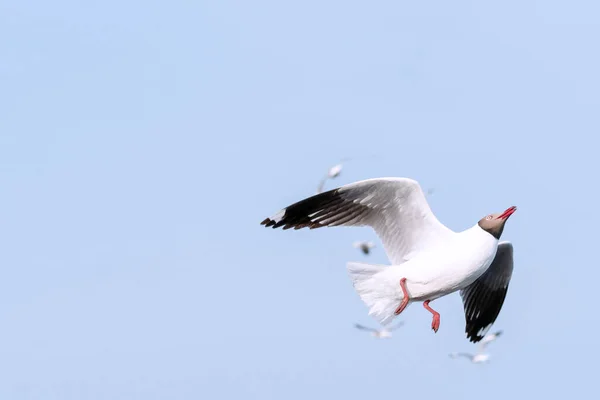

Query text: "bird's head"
[478, 206, 517, 239]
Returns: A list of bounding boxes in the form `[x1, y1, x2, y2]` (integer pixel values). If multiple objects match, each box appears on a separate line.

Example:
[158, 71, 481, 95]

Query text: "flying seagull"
[449, 352, 490, 364]
[354, 321, 404, 338]
[450, 330, 502, 363]
[478, 330, 503, 350]
[353, 241, 376, 255]
[316, 163, 345, 194]
[327, 163, 343, 179]
[260, 177, 516, 342]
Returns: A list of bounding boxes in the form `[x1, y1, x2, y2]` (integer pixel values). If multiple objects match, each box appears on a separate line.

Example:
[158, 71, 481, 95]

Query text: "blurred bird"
[478, 330, 503, 350]
[328, 163, 343, 178]
[353, 241, 376, 255]
[316, 162, 345, 194]
[354, 321, 404, 338]
[449, 352, 490, 364]
[449, 330, 501, 364]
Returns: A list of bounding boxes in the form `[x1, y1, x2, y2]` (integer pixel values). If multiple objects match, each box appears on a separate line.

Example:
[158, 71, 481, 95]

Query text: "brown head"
[478, 206, 517, 239]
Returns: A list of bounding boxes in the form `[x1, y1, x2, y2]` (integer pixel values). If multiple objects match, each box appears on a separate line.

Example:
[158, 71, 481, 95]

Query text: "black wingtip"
[259, 187, 347, 231]
[467, 334, 484, 343]
[272, 220, 286, 228]
[261, 218, 277, 228]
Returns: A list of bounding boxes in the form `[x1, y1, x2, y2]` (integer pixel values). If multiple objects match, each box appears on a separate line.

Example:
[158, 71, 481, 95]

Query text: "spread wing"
[460, 242, 514, 343]
[354, 324, 378, 333]
[386, 321, 405, 331]
[316, 176, 328, 194]
[260, 178, 455, 264]
[449, 352, 474, 360]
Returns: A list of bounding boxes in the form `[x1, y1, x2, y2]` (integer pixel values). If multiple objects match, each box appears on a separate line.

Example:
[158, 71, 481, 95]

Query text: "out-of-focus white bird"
[449, 330, 502, 364]
[354, 321, 404, 338]
[327, 163, 343, 178]
[478, 330, 503, 350]
[316, 163, 346, 194]
[353, 241, 377, 255]
[449, 352, 490, 364]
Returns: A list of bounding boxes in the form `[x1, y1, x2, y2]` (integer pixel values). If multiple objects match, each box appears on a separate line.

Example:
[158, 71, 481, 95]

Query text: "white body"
[328, 164, 343, 178]
[348, 224, 499, 325]
[373, 330, 392, 338]
[472, 354, 491, 363]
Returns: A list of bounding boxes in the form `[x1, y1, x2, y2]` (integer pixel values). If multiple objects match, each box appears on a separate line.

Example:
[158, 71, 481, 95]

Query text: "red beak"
[496, 206, 517, 220]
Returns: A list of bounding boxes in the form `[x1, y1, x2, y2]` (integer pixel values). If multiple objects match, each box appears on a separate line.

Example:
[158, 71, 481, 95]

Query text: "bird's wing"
[449, 352, 474, 360]
[261, 178, 455, 264]
[354, 323, 378, 333]
[460, 242, 514, 343]
[386, 321, 405, 331]
[352, 241, 364, 248]
[316, 177, 328, 194]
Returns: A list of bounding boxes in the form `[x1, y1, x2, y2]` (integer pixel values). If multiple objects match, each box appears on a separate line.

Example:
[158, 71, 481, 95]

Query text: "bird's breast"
[402, 228, 499, 299]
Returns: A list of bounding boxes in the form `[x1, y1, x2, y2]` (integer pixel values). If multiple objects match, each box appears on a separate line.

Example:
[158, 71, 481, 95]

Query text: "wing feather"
[261, 178, 454, 264]
[460, 242, 514, 343]
[354, 324, 377, 333]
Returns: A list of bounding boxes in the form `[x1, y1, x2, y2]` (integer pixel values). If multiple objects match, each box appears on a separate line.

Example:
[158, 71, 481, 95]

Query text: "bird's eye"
[485, 215, 492, 220]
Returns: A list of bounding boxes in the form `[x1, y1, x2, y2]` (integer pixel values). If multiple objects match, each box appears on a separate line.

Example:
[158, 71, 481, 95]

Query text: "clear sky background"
[1, 1, 599, 399]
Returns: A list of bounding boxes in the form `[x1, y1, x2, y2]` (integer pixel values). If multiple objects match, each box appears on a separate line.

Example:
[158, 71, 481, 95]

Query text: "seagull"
[328, 163, 343, 179]
[449, 352, 490, 364]
[353, 241, 376, 255]
[316, 163, 345, 194]
[354, 321, 404, 338]
[260, 177, 517, 342]
[478, 330, 503, 350]
[449, 330, 502, 363]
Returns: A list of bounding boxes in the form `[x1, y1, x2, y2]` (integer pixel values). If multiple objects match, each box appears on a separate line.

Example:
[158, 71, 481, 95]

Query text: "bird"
[449, 330, 502, 364]
[260, 177, 517, 342]
[316, 163, 345, 194]
[354, 321, 404, 338]
[353, 241, 376, 255]
[478, 330, 503, 350]
[327, 163, 343, 178]
[449, 352, 490, 364]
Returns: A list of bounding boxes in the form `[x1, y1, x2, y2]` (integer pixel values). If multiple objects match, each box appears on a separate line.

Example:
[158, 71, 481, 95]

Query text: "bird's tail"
[347, 262, 406, 326]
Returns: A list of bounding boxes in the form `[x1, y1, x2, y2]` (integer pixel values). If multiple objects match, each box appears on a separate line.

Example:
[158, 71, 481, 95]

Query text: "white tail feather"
[347, 262, 407, 325]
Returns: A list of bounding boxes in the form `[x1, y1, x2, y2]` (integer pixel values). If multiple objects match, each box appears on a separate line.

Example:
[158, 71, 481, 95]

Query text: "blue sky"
[1, 1, 599, 399]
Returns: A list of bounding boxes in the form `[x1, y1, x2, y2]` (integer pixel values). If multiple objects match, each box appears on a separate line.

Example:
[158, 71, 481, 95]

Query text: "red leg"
[423, 300, 440, 333]
[394, 278, 410, 315]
